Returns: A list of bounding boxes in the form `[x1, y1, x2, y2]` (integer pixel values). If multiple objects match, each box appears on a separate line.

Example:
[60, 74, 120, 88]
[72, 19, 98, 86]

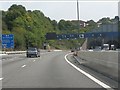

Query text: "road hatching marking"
[33, 60, 36, 62]
[21, 65, 26, 68]
[65, 53, 114, 90]
[0, 78, 3, 80]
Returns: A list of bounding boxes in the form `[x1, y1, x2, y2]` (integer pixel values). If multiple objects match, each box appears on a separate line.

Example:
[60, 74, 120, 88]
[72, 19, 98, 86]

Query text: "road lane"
[2, 51, 104, 88]
[65, 53, 114, 89]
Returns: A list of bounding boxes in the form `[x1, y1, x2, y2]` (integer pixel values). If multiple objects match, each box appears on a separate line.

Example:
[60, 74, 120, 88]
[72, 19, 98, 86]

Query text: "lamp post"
[76, 0, 80, 53]
[26, 26, 31, 49]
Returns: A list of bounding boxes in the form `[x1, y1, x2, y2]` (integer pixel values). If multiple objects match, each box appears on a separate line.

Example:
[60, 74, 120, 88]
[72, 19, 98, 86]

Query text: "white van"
[102, 44, 109, 50]
[111, 44, 116, 50]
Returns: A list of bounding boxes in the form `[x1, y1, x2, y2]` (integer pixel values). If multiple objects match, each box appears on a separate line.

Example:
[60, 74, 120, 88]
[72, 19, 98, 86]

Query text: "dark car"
[70, 48, 75, 52]
[26, 47, 40, 57]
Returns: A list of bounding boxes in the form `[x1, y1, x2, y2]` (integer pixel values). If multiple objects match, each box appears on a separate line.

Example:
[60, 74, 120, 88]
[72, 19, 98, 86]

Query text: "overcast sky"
[0, 0, 119, 22]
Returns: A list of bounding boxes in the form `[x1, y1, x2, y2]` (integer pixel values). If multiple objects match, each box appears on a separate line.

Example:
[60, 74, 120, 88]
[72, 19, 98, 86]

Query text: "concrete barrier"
[75, 50, 119, 82]
[1, 51, 26, 54]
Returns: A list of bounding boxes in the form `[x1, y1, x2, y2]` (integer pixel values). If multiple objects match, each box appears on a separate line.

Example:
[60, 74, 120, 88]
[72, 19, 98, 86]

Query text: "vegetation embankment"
[2, 4, 119, 50]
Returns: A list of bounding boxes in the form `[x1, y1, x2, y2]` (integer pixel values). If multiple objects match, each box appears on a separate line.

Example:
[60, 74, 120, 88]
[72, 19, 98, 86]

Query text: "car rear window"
[28, 48, 37, 51]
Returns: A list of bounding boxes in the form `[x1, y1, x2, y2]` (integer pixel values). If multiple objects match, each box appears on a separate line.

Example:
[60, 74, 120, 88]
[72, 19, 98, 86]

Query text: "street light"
[26, 26, 31, 49]
[76, 0, 81, 51]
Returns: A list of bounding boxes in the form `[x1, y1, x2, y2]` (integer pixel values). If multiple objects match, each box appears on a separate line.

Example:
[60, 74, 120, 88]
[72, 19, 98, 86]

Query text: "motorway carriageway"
[0, 50, 119, 89]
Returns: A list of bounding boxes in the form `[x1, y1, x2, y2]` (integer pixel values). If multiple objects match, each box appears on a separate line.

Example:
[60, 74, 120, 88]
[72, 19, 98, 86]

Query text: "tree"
[98, 17, 111, 24]
[5, 4, 26, 31]
[51, 20, 58, 30]
[8, 4, 26, 15]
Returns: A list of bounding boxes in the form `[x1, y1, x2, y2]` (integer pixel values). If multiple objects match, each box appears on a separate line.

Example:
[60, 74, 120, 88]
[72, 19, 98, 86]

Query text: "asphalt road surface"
[1, 50, 117, 89]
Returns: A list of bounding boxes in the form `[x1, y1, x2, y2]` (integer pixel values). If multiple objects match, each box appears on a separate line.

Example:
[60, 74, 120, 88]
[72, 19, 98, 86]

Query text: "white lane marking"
[53, 50, 62, 51]
[2, 59, 6, 60]
[65, 53, 114, 90]
[41, 52, 50, 55]
[0, 54, 7, 56]
[33, 60, 36, 62]
[40, 52, 51, 55]
[0, 78, 3, 80]
[21, 65, 26, 68]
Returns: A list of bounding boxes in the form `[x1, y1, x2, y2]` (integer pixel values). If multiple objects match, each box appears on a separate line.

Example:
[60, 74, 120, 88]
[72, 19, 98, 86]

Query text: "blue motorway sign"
[2, 34, 14, 48]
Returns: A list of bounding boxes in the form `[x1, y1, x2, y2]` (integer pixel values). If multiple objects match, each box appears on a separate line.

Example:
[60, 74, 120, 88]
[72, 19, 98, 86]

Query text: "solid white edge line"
[21, 65, 26, 68]
[65, 53, 114, 90]
[0, 78, 3, 80]
[53, 50, 62, 51]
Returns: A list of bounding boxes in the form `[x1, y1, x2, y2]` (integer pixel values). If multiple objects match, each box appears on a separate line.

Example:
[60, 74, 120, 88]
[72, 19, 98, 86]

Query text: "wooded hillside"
[2, 4, 118, 50]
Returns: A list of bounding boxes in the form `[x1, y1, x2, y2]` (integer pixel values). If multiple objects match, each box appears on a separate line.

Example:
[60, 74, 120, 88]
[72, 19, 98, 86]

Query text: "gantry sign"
[45, 32, 119, 40]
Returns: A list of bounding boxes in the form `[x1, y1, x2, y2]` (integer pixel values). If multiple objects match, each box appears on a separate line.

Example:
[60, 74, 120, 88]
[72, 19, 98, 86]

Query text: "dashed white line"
[65, 53, 114, 90]
[0, 78, 3, 80]
[2, 59, 6, 60]
[53, 50, 62, 51]
[33, 60, 36, 62]
[41, 53, 48, 55]
[21, 65, 26, 68]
